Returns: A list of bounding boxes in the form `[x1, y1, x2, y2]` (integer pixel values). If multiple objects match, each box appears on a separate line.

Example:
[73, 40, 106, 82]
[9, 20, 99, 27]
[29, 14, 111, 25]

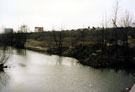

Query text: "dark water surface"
[0, 49, 135, 92]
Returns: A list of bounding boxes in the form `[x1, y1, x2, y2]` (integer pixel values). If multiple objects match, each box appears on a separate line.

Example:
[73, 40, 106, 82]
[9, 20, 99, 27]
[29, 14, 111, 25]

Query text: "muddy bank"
[24, 39, 48, 52]
[24, 40, 135, 69]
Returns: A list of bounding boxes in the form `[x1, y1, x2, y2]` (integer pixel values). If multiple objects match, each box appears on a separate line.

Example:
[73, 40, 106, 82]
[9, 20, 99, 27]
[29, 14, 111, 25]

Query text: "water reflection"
[15, 49, 26, 56]
[56, 56, 62, 65]
[94, 68, 135, 77]
[18, 63, 26, 67]
[114, 68, 135, 76]
[55, 56, 79, 66]
[1, 49, 135, 92]
[0, 71, 9, 92]
[0, 72, 9, 86]
[12, 48, 27, 56]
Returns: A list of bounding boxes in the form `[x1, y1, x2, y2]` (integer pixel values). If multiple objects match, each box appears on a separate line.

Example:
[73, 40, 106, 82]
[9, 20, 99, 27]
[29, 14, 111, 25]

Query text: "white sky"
[0, 0, 135, 31]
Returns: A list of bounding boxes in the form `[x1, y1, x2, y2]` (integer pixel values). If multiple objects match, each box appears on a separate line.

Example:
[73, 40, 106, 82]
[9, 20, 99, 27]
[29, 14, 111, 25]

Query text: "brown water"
[1, 49, 135, 92]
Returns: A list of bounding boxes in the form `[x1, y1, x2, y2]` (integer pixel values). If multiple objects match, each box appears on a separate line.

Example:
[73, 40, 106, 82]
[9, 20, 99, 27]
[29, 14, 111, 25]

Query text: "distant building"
[18, 25, 28, 33]
[5, 28, 13, 34]
[35, 27, 44, 32]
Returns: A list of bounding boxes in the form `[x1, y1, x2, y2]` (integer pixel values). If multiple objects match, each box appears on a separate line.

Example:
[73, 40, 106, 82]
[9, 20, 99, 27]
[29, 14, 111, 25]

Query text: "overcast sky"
[0, 0, 135, 31]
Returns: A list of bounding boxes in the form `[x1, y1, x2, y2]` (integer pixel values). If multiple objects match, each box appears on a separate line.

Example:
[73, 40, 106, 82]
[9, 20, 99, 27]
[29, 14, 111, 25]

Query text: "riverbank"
[25, 46, 48, 52]
[24, 39, 135, 69]
[24, 39, 48, 52]
[1, 27, 135, 69]
[62, 44, 135, 69]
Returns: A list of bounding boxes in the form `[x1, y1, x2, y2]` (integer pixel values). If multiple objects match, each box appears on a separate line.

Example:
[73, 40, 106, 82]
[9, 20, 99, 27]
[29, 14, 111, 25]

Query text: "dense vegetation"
[1, 27, 135, 69]
[27, 27, 135, 69]
[0, 33, 26, 48]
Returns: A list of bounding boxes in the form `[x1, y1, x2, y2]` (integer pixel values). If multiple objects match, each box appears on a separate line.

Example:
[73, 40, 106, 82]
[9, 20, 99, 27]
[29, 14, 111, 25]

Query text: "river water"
[0, 49, 135, 92]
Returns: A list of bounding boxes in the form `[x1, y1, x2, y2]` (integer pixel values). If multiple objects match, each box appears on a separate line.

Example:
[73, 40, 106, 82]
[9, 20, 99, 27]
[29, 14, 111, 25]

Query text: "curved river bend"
[1, 49, 135, 92]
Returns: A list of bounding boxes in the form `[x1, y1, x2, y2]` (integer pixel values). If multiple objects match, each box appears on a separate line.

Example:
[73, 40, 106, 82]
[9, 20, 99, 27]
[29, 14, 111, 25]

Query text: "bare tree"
[120, 11, 134, 46]
[0, 48, 9, 71]
[112, 1, 119, 28]
[19, 24, 29, 33]
[58, 30, 63, 53]
[120, 11, 134, 27]
[12, 25, 28, 48]
[52, 30, 58, 47]
[80, 29, 85, 44]
[52, 29, 64, 55]
[100, 14, 108, 47]
[112, 1, 119, 45]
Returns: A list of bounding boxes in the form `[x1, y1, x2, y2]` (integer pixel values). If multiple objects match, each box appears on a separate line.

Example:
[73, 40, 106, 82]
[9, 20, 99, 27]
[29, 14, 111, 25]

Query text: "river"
[0, 49, 135, 92]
